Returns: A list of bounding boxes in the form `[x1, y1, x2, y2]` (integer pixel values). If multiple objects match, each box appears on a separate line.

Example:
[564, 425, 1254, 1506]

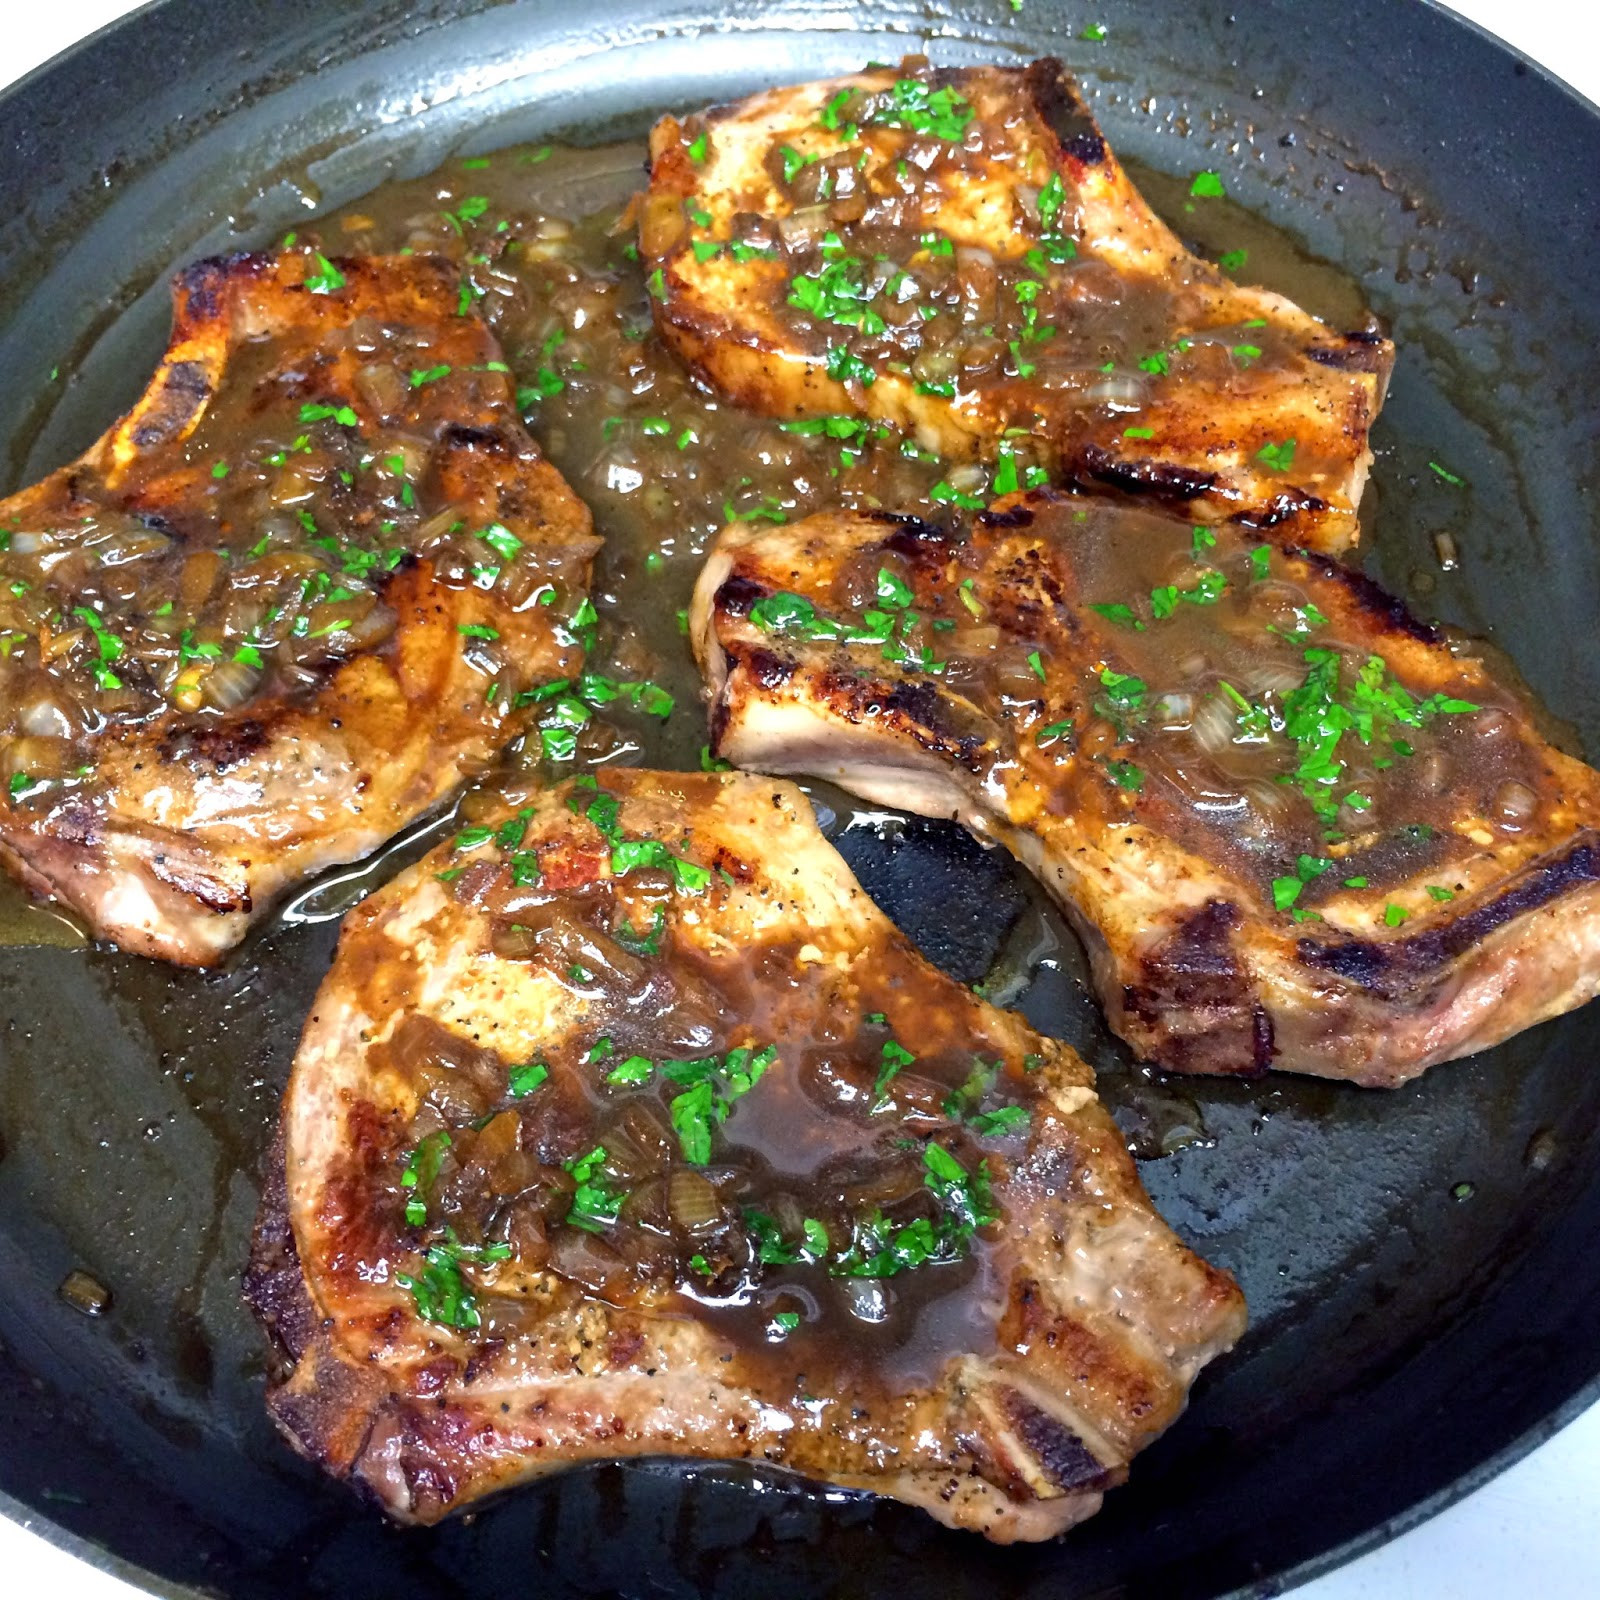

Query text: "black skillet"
[3, 1, 1600, 1596]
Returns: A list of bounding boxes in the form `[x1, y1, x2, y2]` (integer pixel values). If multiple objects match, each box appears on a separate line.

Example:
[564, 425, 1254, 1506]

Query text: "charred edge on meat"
[440, 422, 514, 458]
[173, 251, 267, 324]
[155, 718, 272, 772]
[1293, 547, 1443, 645]
[1122, 899, 1276, 1077]
[977, 503, 1041, 532]
[1071, 445, 1221, 502]
[1231, 488, 1333, 532]
[1306, 334, 1392, 374]
[998, 1388, 1116, 1494]
[715, 573, 768, 620]
[809, 658, 994, 774]
[1023, 58, 1108, 167]
[129, 360, 212, 449]
[879, 514, 958, 560]
[743, 644, 798, 692]
[242, 1127, 319, 1375]
[1297, 835, 1600, 997]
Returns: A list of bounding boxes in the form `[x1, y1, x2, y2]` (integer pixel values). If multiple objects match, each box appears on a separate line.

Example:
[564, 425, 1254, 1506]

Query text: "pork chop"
[245, 769, 1244, 1539]
[0, 250, 599, 964]
[644, 57, 1391, 551]
[691, 493, 1600, 1086]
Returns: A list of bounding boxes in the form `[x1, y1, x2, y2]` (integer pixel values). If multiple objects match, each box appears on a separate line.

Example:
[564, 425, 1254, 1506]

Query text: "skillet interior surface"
[2, 2, 1600, 1596]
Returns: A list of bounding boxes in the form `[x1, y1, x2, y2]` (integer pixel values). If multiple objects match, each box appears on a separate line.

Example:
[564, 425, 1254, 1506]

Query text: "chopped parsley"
[606, 1055, 655, 1086]
[1089, 601, 1144, 630]
[746, 1209, 830, 1266]
[610, 838, 712, 893]
[565, 1146, 628, 1232]
[303, 253, 347, 294]
[748, 588, 944, 675]
[865, 78, 975, 142]
[508, 1061, 549, 1097]
[396, 1231, 511, 1329]
[788, 246, 886, 336]
[400, 1131, 452, 1226]
[1256, 438, 1297, 472]
[824, 343, 876, 386]
[1037, 170, 1066, 229]
[780, 414, 868, 439]
[1097, 667, 1146, 710]
[778, 144, 811, 183]
[71, 607, 125, 689]
[613, 904, 668, 956]
[1149, 569, 1227, 619]
[299, 402, 359, 427]
[660, 1045, 779, 1163]
[1271, 854, 1333, 912]
[818, 87, 855, 132]
[969, 1105, 1031, 1137]
[929, 480, 985, 510]
[830, 1143, 997, 1278]
[1280, 649, 1479, 824]
[876, 567, 913, 608]
[480, 523, 523, 562]
[875, 1038, 916, 1100]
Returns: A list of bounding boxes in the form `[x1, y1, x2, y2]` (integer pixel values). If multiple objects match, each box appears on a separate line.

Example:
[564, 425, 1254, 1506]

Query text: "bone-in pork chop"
[644, 57, 1391, 551]
[691, 493, 1600, 1086]
[245, 769, 1243, 1540]
[0, 251, 599, 964]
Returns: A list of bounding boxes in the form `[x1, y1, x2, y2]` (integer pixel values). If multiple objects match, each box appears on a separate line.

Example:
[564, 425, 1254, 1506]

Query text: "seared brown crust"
[1297, 836, 1600, 995]
[692, 493, 1600, 1086]
[0, 252, 599, 964]
[645, 60, 1392, 552]
[246, 771, 1244, 1538]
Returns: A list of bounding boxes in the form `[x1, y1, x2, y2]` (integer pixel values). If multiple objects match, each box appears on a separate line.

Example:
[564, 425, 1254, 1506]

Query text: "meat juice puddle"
[0, 137, 1493, 1416]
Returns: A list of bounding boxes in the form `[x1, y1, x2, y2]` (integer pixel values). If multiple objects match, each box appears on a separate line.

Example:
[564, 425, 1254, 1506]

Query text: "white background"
[1, 2, 1597, 1596]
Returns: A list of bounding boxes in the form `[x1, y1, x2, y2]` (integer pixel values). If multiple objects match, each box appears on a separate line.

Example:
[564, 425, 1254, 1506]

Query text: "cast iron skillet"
[2, 2, 1599, 1596]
